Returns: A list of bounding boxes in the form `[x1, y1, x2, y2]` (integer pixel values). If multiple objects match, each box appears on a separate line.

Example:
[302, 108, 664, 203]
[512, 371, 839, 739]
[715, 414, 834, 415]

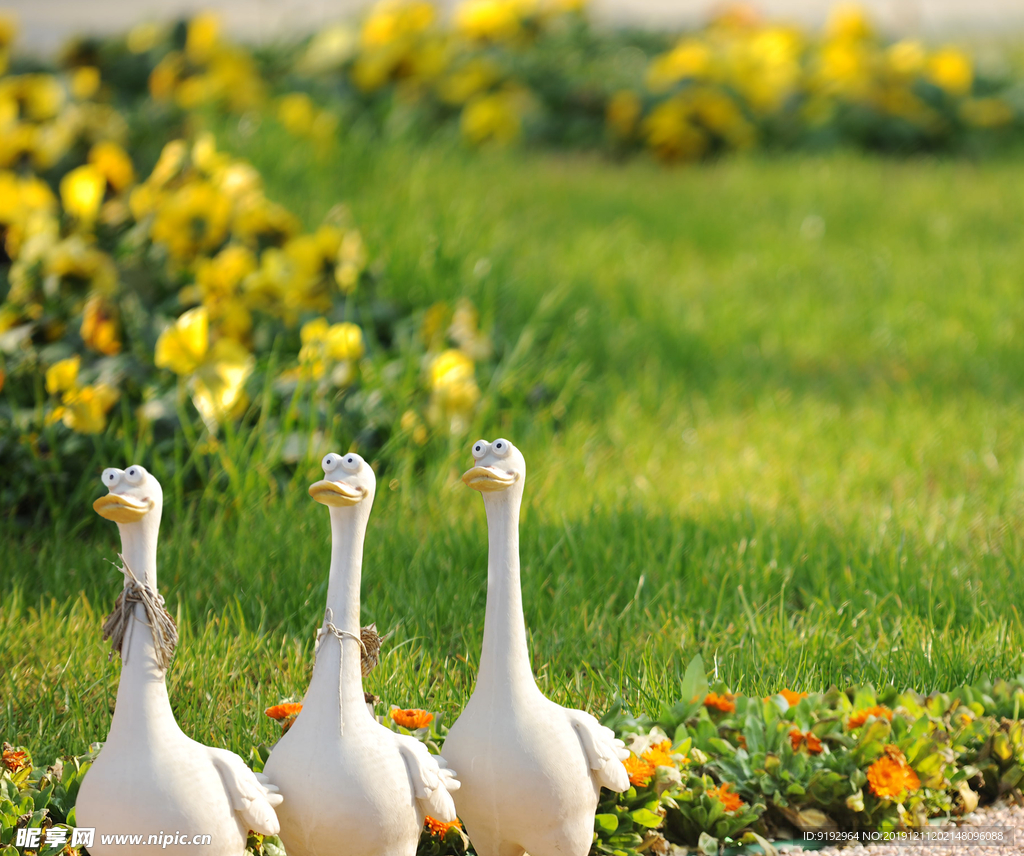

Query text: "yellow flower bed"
[0, 16, 491, 516]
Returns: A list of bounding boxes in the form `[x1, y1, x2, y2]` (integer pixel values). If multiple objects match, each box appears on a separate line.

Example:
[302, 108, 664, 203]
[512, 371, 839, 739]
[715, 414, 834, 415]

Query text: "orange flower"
[642, 739, 679, 768]
[847, 705, 893, 729]
[706, 781, 745, 812]
[780, 689, 808, 707]
[736, 734, 747, 749]
[390, 708, 434, 729]
[424, 816, 462, 836]
[265, 702, 303, 720]
[1, 746, 28, 773]
[265, 702, 302, 733]
[789, 728, 824, 754]
[867, 755, 920, 799]
[704, 692, 736, 713]
[624, 754, 656, 786]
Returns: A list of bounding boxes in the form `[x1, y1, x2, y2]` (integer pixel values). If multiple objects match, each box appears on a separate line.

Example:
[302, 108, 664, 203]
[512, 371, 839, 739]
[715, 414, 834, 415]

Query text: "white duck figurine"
[263, 452, 460, 856]
[443, 438, 630, 856]
[77, 464, 283, 855]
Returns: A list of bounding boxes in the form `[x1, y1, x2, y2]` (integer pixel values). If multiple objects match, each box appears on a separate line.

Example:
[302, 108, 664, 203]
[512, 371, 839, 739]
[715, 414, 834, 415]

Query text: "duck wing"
[209, 748, 284, 835]
[565, 708, 630, 793]
[394, 733, 461, 823]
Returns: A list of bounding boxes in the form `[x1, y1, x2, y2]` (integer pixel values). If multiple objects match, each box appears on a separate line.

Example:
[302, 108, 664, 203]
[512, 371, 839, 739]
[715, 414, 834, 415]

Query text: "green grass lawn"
[4, 134, 1024, 764]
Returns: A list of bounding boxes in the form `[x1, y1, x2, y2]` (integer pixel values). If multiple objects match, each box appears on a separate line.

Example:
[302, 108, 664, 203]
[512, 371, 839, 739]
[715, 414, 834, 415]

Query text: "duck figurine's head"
[93, 464, 163, 584]
[309, 452, 376, 516]
[93, 464, 163, 527]
[462, 438, 525, 502]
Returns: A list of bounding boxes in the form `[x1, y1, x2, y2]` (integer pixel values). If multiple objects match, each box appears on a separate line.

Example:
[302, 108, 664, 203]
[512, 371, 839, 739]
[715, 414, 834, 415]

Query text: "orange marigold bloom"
[847, 705, 893, 729]
[789, 728, 824, 754]
[867, 756, 920, 799]
[424, 815, 462, 836]
[624, 754, 657, 787]
[1, 746, 28, 773]
[706, 781, 745, 812]
[642, 739, 679, 768]
[704, 692, 736, 713]
[780, 689, 808, 707]
[265, 702, 303, 734]
[265, 703, 303, 720]
[390, 708, 434, 729]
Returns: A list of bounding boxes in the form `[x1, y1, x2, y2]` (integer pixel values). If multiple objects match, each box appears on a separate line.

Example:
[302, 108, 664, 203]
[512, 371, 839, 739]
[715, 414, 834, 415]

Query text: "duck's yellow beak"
[309, 479, 364, 507]
[462, 466, 517, 492]
[93, 493, 153, 523]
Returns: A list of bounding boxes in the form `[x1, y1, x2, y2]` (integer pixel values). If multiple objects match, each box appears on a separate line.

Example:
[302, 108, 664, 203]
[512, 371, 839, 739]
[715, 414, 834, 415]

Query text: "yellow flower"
[461, 90, 524, 145]
[825, 3, 873, 42]
[325, 322, 365, 361]
[642, 97, 707, 162]
[438, 59, 500, 105]
[21, 74, 66, 121]
[887, 40, 925, 77]
[646, 39, 713, 93]
[606, 91, 641, 138]
[127, 21, 161, 54]
[186, 12, 221, 62]
[70, 66, 101, 100]
[89, 141, 135, 192]
[150, 181, 231, 261]
[299, 318, 366, 379]
[296, 24, 358, 74]
[335, 230, 367, 292]
[361, 0, 435, 48]
[81, 294, 121, 355]
[45, 355, 80, 395]
[428, 348, 480, 431]
[278, 93, 317, 136]
[454, 0, 523, 42]
[61, 382, 119, 434]
[60, 165, 106, 223]
[926, 47, 973, 96]
[190, 338, 253, 427]
[148, 139, 188, 188]
[155, 306, 209, 376]
[43, 238, 118, 293]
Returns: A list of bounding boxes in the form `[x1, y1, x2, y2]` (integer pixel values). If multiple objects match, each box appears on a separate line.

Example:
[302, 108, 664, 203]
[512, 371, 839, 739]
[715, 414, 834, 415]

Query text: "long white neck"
[302, 505, 374, 731]
[107, 509, 179, 743]
[477, 487, 538, 699]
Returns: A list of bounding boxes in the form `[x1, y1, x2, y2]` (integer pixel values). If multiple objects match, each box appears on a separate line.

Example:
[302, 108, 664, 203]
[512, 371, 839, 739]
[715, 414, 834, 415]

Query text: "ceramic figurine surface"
[263, 452, 460, 856]
[77, 465, 283, 855]
[443, 439, 630, 856]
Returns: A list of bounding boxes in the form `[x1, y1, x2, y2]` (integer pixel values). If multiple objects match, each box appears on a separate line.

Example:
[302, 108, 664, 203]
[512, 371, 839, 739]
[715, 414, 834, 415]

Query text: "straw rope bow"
[101, 554, 178, 670]
[314, 608, 382, 677]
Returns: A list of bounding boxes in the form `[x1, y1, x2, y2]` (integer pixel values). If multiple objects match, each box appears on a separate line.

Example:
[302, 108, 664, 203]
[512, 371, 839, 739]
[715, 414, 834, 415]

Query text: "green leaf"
[630, 808, 662, 828]
[698, 831, 719, 855]
[594, 814, 619, 834]
[680, 654, 709, 705]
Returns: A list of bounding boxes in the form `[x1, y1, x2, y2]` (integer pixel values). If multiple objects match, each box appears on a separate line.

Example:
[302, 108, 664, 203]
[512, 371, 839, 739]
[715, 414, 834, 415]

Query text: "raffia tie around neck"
[101, 555, 178, 670]
[314, 608, 381, 677]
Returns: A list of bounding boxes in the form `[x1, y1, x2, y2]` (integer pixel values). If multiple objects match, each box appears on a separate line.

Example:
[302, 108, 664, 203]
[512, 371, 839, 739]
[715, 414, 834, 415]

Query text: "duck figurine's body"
[264, 452, 460, 856]
[77, 465, 282, 855]
[443, 439, 630, 856]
